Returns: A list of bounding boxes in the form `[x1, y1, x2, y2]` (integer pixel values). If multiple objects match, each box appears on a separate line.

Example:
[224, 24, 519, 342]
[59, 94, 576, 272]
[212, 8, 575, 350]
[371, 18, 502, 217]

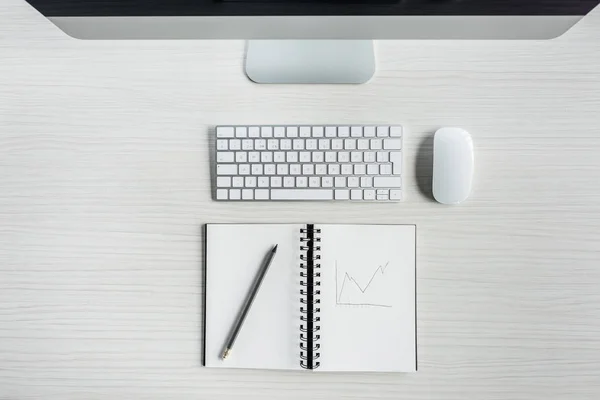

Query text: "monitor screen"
[24, 0, 600, 17]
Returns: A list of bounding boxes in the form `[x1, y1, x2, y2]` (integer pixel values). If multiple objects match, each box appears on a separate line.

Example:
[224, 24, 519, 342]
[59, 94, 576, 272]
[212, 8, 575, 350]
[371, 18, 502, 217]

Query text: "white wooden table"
[2, 1, 600, 398]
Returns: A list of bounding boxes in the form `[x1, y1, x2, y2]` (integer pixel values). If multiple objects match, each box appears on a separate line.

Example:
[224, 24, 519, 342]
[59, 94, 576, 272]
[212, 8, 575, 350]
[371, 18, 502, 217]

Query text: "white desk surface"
[2, 0, 600, 399]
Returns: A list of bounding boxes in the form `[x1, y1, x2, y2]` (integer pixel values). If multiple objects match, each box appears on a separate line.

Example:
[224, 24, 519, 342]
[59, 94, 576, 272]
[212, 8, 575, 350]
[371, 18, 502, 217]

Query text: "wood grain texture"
[1, 0, 600, 399]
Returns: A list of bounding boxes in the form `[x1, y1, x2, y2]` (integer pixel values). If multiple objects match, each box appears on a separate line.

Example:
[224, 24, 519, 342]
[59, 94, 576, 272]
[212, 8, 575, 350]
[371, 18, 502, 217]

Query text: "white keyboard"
[213, 125, 403, 201]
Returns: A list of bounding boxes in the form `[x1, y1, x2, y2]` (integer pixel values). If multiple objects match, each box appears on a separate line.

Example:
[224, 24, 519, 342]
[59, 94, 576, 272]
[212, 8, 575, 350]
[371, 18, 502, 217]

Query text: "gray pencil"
[221, 244, 278, 360]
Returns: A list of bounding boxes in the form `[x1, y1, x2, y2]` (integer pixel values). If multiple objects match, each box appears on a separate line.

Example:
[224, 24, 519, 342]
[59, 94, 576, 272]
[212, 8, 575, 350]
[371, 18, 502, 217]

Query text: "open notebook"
[204, 224, 417, 372]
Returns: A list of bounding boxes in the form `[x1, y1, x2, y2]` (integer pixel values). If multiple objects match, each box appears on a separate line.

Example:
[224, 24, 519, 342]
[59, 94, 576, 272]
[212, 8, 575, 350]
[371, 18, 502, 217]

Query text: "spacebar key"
[271, 189, 334, 200]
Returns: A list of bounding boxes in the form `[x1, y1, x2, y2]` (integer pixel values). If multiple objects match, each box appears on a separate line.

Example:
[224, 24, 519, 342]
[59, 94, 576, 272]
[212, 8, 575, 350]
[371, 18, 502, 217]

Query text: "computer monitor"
[24, 1, 600, 83]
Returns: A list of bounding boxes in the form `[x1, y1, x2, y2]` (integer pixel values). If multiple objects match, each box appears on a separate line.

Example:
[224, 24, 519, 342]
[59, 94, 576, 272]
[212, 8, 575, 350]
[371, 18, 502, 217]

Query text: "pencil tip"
[222, 348, 231, 360]
[273, 244, 278, 252]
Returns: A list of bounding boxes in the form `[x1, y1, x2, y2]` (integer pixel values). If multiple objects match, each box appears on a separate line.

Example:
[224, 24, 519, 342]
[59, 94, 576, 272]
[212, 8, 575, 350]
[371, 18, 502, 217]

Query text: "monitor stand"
[245, 40, 375, 84]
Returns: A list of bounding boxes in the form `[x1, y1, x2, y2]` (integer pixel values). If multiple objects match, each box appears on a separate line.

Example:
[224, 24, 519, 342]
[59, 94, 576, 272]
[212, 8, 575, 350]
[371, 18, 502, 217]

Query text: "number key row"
[217, 126, 402, 139]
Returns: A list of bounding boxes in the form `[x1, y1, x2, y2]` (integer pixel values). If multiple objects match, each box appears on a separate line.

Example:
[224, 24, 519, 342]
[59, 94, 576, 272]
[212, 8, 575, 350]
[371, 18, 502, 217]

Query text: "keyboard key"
[239, 164, 250, 175]
[390, 190, 402, 200]
[309, 177, 321, 187]
[217, 164, 237, 175]
[286, 151, 298, 162]
[293, 139, 304, 150]
[322, 177, 334, 187]
[264, 164, 276, 175]
[217, 127, 234, 138]
[242, 189, 253, 200]
[332, 139, 344, 150]
[341, 164, 353, 175]
[271, 177, 282, 187]
[351, 152, 362, 162]
[217, 140, 228, 150]
[312, 152, 324, 162]
[249, 127, 260, 137]
[299, 152, 311, 163]
[377, 152, 389, 162]
[255, 189, 270, 200]
[216, 189, 228, 200]
[319, 139, 330, 150]
[364, 189, 376, 200]
[390, 152, 402, 174]
[364, 126, 376, 137]
[344, 139, 357, 150]
[351, 126, 363, 137]
[367, 164, 379, 175]
[325, 152, 337, 162]
[235, 152, 247, 163]
[364, 152, 376, 162]
[261, 152, 273, 163]
[358, 139, 369, 150]
[316, 164, 327, 175]
[232, 177, 244, 187]
[258, 177, 270, 187]
[290, 164, 301, 175]
[248, 152, 260, 162]
[312, 126, 324, 137]
[236, 127, 248, 138]
[338, 152, 350, 162]
[360, 177, 373, 187]
[261, 126, 273, 137]
[217, 152, 235, 163]
[390, 126, 402, 137]
[374, 177, 402, 188]
[325, 127, 337, 137]
[384, 139, 402, 150]
[299, 126, 311, 137]
[370, 139, 382, 150]
[306, 139, 318, 150]
[377, 189, 389, 201]
[287, 126, 299, 137]
[281, 139, 292, 150]
[267, 139, 279, 150]
[283, 177, 295, 187]
[255, 139, 266, 150]
[328, 164, 340, 175]
[351, 189, 363, 200]
[380, 164, 392, 175]
[334, 177, 346, 187]
[296, 177, 308, 187]
[217, 177, 231, 187]
[251, 164, 263, 175]
[338, 126, 350, 137]
[354, 164, 367, 175]
[271, 189, 333, 200]
[302, 164, 315, 175]
[376, 126, 389, 137]
[245, 177, 257, 187]
[229, 189, 241, 200]
[274, 127, 285, 137]
[277, 164, 289, 175]
[273, 151, 285, 162]
[335, 189, 350, 200]
[229, 139, 241, 150]
[348, 177, 359, 187]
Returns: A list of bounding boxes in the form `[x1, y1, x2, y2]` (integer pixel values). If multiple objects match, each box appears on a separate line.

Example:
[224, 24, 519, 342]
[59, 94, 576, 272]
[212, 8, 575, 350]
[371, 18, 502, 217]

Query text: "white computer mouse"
[432, 127, 474, 205]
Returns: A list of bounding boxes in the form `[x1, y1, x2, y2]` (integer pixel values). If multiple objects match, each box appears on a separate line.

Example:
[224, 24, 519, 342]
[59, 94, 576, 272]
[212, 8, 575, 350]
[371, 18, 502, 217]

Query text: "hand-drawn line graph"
[335, 261, 392, 308]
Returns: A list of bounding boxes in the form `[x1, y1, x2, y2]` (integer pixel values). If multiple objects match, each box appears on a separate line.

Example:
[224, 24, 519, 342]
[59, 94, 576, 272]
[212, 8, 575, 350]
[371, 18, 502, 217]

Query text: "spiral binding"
[299, 224, 322, 370]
